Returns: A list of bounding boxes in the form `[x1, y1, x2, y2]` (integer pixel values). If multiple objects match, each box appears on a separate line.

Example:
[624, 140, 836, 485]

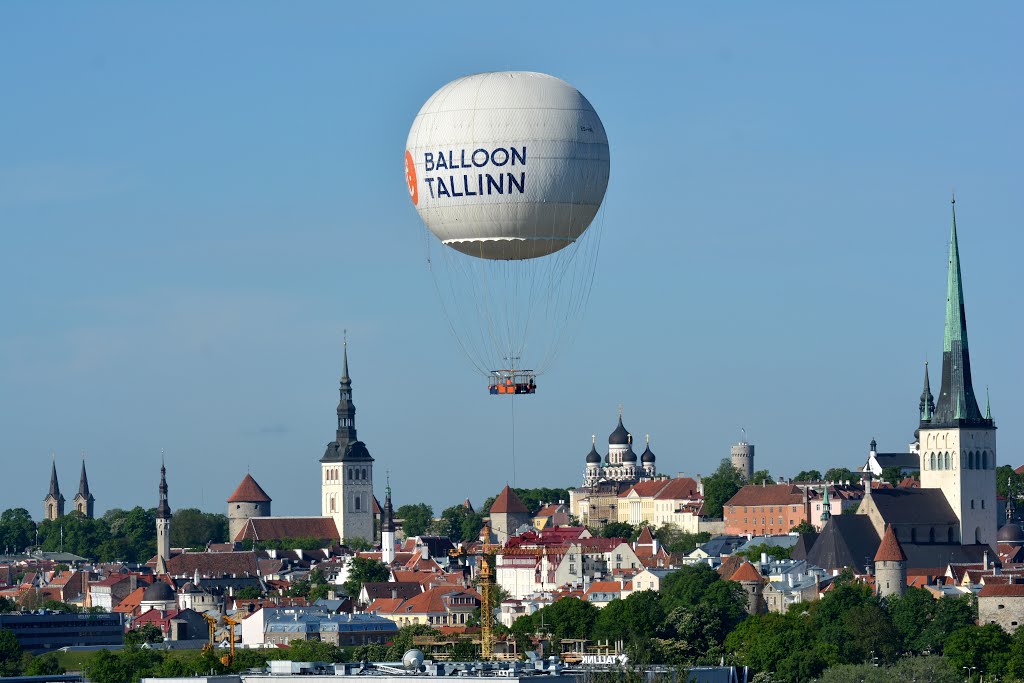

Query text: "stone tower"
[381, 475, 396, 564]
[732, 561, 767, 615]
[320, 339, 375, 543]
[918, 198, 997, 547]
[227, 474, 272, 542]
[43, 456, 65, 521]
[874, 524, 908, 599]
[731, 441, 755, 481]
[155, 458, 172, 575]
[489, 485, 531, 544]
[73, 456, 95, 519]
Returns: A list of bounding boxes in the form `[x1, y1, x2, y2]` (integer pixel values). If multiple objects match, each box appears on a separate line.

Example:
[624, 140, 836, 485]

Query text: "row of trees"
[506, 564, 984, 682]
[0, 507, 228, 561]
[396, 488, 570, 541]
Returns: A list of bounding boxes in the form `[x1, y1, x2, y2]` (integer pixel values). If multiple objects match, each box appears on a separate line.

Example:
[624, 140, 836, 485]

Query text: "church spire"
[157, 455, 171, 520]
[383, 471, 395, 533]
[48, 456, 61, 500]
[919, 360, 935, 421]
[78, 456, 91, 500]
[930, 196, 988, 427]
[336, 336, 356, 446]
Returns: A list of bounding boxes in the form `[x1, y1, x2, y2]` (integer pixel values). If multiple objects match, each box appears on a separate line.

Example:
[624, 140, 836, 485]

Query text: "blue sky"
[2, 3, 1021, 519]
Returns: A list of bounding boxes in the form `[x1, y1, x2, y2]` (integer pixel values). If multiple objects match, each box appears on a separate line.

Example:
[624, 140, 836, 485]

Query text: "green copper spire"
[931, 195, 987, 427]
[820, 485, 832, 522]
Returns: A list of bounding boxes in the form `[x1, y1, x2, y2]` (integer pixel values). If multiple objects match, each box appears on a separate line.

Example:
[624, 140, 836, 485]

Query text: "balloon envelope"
[406, 72, 610, 260]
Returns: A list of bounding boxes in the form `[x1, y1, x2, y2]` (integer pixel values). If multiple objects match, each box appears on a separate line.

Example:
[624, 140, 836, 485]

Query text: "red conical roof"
[636, 526, 655, 544]
[227, 474, 272, 503]
[490, 485, 529, 514]
[874, 524, 907, 562]
[731, 561, 763, 582]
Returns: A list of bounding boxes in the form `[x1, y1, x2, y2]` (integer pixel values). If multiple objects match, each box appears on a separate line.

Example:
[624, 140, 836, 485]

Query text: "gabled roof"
[717, 555, 744, 581]
[978, 584, 1024, 597]
[491, 486, 529, 514]
[228, 474, 272, 503]
[636, 526, 655, 545]
[875, 525, 907, 562]
[233, 517, 340, 543]
[868, 488, 958, 526]
[114, 587, 146, 613]
[725, 485, 804, 507]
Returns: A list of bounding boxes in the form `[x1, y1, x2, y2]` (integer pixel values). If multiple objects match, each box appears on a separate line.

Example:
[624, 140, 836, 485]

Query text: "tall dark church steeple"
[919, 361, 935, 421]
[74, 455, 95, 519]
[336, 337, 357, 447]
[927, 196, 992, 428]
[44, 455, 65, 521]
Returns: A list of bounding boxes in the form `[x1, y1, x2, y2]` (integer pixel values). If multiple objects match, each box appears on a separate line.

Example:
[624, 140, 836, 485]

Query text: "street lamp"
[963, 666, 977, 683]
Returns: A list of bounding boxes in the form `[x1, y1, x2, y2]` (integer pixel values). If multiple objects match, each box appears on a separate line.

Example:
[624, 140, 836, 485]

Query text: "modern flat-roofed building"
[0, 611, 125, 653]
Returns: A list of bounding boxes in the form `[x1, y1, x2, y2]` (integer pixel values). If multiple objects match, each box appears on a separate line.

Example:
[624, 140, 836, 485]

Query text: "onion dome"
[143, 581, 175, 602]
[641, 435, 656, 463]
[622, 435, 637, 463]
[609, 414, 630, 445]
[998, 523, 1024, 543]
[586, 436, 601, 464]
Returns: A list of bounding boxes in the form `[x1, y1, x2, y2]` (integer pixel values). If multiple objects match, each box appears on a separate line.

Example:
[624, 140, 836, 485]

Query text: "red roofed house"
[234, 517, 341, 545]
[227, 474, 273, 542]
[366, 585, 480, 627]
[978, 583, 1024, 632]
[585, 580, 630, 608]
[534, 503, 570, 530]
[489, 486, 532, 544]
[724, 485, 810, 536]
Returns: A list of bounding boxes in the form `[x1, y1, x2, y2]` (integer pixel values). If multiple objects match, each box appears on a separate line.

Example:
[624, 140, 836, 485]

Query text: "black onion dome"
[622, 446, 637, 463]
[609, 417, 630, 445]
[641, 444, 656, 463]
[998, 523, 1024, 543]
[586, 444, 601, 464]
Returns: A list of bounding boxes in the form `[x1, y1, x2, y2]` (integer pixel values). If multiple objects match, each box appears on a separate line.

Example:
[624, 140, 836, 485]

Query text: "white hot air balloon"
[406, 72, 610, 389]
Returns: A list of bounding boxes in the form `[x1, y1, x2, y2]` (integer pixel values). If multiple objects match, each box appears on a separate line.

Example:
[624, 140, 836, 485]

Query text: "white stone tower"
[227, 474, 272, 542]
[918, 198, 997, 547]
[320, 339, 375, 543]
[155, 457, 172, 574]
[731, 440, 754, 481]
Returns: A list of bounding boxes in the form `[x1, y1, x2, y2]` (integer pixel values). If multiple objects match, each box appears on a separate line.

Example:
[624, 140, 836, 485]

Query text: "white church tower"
[918, 197, 997, 547]
[320, 339, 375, 544]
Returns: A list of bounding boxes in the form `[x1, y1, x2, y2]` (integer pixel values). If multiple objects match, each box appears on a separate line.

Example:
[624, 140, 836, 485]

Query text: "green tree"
[432, 505, 485, 543]
[124, 624, 164, 647]
[824, 468, 856, 483]
[842, 603, 900, 664]
[532, 597, 598, 643]
[996, 464, 1021, 499]
[170, 508, 228, 548]
[0, 628, 23, 676]
[880, 466, 904, 487]
[24, 653, 65, 676]
[737, 543, 791, 561]
[0, 598, 15, 614]
[794, 470, 823, 482]
[594, 590, 665, 643]
[343, 557, 389, 598]
[234, 586, 262, 600]
[599, 521, 638, 540]
[288, 639, 347, 662]
[886, 587, 934, 654]
[0, 509, 36, 553]
[396, 504, 433, 538]
[702, 459, 746, 518]
[944, 624, 1011, 678]
[750, 470, 775, 485]
[790, 520, 816, 534]
[654, 525, 710, 554]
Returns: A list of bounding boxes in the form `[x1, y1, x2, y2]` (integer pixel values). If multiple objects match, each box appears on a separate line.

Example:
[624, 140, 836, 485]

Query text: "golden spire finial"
[591, 434, 595, 445]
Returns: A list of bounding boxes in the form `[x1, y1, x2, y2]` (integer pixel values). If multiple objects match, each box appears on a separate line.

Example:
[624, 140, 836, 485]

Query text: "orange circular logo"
[404, 150, 418, 205]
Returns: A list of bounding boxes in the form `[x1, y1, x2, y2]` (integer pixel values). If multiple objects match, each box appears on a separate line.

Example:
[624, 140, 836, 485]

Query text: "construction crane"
[200, 613, 239, 667]
[450, 543, 500, 660]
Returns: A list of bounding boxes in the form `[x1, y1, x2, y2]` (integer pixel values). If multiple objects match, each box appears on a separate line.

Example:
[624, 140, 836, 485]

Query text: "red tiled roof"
[1015, 465, 1024, 476]
[655, 478, 701, 500]
[585, 581, 623, 595]
[536, 504, 564, 517]
[228, 474, 272, 503]
[114, 587, 146, 613]
[979, 584, 1024, 597]
[163, 551, 261, 577]
[874, 525, 907, 562]
[725, 485, 804, 507]
[636, 526, 655, 544]
[731, 562, 763, 582]
[491, 486, 529, 514]
[898, 477, 921, 489]
[234, 517, 340, 543]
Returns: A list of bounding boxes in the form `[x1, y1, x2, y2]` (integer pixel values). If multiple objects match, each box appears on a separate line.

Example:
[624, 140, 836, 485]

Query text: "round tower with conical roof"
[874, 524, 908, 599]
[227, 473, 272, 542]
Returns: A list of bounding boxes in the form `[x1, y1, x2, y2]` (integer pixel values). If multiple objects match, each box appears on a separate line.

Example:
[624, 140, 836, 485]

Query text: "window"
[355, 496, 361, 511]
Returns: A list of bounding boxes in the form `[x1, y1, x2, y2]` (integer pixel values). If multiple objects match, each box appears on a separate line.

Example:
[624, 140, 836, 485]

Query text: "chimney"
[129, 574, 137, 592]
[391, 589, 397, 599]
[984, 550, 990, 571]
[760, 552, 768, 565]
[420, 546, 429, 560]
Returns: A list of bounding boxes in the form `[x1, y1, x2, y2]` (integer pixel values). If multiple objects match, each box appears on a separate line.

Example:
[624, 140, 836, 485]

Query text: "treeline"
[0, 507, 227, 562]
[396, 487, 571, 542]
[507, 564, 987, 682]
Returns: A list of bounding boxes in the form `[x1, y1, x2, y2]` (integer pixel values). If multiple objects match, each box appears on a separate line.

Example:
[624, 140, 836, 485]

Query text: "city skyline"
[3, 4, 1022, 516]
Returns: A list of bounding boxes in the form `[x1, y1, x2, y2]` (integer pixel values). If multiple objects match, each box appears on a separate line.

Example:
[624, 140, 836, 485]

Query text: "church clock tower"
[918, 197, 997, 547]
[320, 339, 375, 543]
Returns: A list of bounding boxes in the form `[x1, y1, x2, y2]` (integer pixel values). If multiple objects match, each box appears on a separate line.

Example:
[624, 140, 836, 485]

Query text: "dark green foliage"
[737, 543, 792, 561]
[887, 588, 975, 655]
[287, 639, 348, 663]
[0, 628, 22, 676]
[599, 521, 639, 540]
[880, 467, 905, 487]
[653, 525, 710, 554]
[790, 520, 816, 534]
[396, 503, 434, 538]
[124, 624, 164, 646]
[431, 504, 485, 543]
[593, 590, 665, 643]
[234, 586, 263, 600]
[0, 509, 36, 554]
[795, 470, 823, 482]
[343, 557, 389, 598]
[823, 468, 856, 483]
[170, 508, 228, 548]
[701, 459, 745, 518]
[24, 653, 65, 676]
[944, 624, 1011, 678]
[750, 470, 775, 485]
